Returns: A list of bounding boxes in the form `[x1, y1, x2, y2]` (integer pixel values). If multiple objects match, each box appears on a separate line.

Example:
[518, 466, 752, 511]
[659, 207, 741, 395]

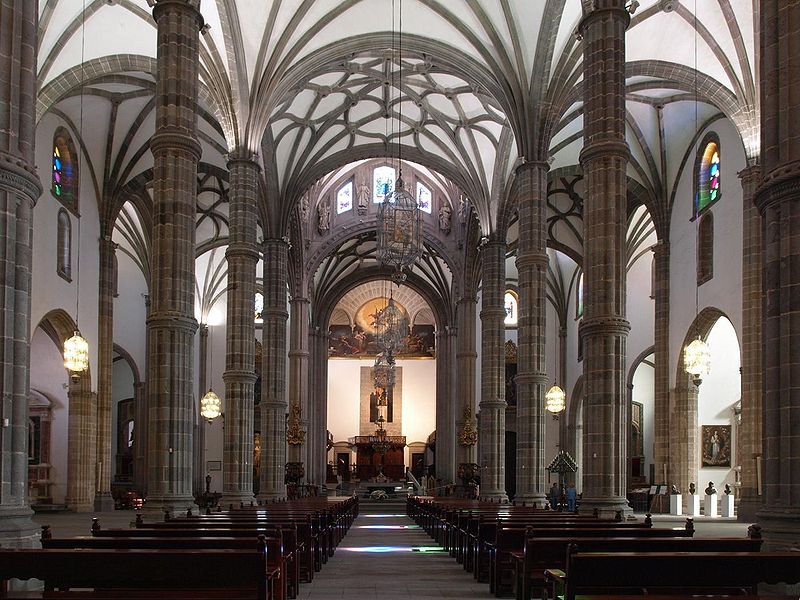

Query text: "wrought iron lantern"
[374, 298, 408, 354]
[377, 176, 423, 283]
[200, 389, 222, 422]
[545, 384, 566, 416]
[63, 330, 89, 378]
[372, 351, 396, 390]
[684, 336, 711, 386]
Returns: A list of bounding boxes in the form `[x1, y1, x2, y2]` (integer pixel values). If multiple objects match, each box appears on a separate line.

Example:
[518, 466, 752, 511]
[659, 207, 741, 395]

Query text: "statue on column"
[317, 200, 330, 234]
[438, 204, 452, 233]
[458, 194, 468, 224]
[356, 180, 370, 215]
[298, 192, 310, 223]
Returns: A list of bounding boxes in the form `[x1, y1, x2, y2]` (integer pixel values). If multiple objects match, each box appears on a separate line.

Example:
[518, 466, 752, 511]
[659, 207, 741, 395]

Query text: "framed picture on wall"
[207, 460, 222, 471]
[701, 425, 731, 467]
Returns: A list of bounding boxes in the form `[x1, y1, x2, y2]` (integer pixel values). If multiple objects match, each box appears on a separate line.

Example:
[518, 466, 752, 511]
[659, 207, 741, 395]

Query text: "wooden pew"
[0, 542, 277, 600]
[544, 549, 800, 600]
[513, 534, 762, 600]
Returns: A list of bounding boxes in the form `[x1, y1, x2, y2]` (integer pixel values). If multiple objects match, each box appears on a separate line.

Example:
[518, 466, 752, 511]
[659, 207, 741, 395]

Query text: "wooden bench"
[0, 543, 277, 600]
[544, 550, 800, 600]
[513, 534, 762, 600]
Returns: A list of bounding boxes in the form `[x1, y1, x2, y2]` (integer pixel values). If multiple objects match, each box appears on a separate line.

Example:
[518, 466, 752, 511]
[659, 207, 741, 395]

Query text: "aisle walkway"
[299, 505, 492, 599]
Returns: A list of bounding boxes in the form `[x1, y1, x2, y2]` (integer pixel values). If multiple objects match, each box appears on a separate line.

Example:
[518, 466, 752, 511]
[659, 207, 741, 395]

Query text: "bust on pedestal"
[687, 482, 701, 517]
[669, 484, 682, 516]
[721, 483, 735, 517]
[704, 481, 718, 518]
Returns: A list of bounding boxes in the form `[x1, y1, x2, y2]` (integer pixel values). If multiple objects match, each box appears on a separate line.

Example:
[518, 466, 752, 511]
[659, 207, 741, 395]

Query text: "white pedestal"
[669, 494, 682, 516]
[704, 493, 718, 518]
[721, 494, 735, 517]
[688, 494, 701, 517]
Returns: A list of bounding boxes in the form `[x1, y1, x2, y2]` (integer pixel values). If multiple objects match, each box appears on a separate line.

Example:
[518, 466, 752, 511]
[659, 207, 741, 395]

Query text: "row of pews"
[0, 496, 358, 599]
[408, 496, 800, 600]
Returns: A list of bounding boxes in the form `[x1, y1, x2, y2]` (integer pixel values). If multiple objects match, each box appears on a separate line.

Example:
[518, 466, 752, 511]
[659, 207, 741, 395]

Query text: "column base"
[578, 496, 633, 519]
[514, 493, 548, 508]
[142, 494, 196, 516]
[65, 498, 95, 513]
[94, 492, 115, 512]
[757, 507, 800, 551]
[480, 491, 508, 503]
[220, 493, 256, 510]
[0, 505, 40, 548]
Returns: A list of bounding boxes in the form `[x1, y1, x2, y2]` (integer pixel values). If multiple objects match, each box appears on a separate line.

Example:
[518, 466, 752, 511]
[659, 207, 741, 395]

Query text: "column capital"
[579, 316, 631, 338]
[0, 159, 43, 205]
[515, 160, 550, 177]
[152, 0, 204, 28]
[579, 139, 630, 165]
[515, 251, 548, 268]
[578, 2, 631, 33]
[754, 166, 800, 214]
[146, 313, 199, 335]
[222, 370, 258, 384]
[738, 164, 761, 186]
[227, 151, 261, 169]
[150, 129, 202, 160]
[225, 243, 260, 261]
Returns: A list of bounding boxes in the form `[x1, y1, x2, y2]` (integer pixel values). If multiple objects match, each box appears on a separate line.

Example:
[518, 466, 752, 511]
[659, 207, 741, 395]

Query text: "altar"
[351, 434, 406, 480]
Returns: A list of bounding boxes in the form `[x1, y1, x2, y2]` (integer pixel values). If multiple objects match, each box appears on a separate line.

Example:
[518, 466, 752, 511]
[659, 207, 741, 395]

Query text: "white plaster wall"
[112, 251, 148, 377]
[697, 317, 740, 489]
[200, 318, 227, 493]
[669, 118, 745, 388]
[627, 249, 655, 373]
[30, 328, 70, 504]
[326, 358, 436, 467]
[33, 114, 101, 391]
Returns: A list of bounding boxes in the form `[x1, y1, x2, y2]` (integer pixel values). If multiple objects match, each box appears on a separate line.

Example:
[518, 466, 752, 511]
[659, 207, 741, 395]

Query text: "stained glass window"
[255, 292, 264, 323]
[416, 181, 432, 214]
[52, 127, 77, 212]
[336, 180, 353, 214]
[373, 166, 396, 203]
[576, 272, 584, 319]
[504, 291, 518, 326]
[695, 134, 721, 216]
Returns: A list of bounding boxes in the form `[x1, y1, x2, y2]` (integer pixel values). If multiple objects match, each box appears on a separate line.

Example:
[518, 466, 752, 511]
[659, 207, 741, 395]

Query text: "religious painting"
[328, 297, 435, 358]
[701, 425, 731, 468]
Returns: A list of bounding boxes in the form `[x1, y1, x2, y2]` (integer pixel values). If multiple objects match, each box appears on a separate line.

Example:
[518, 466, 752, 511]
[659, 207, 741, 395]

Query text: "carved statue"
[458, 194, 468, 224]
[357, 180, 370, 215]
[724, 483, 731, 495]
[689, 482, 696, 495]
[705, 481, 716, 495]
[298, 192, 310, 222]
[671, 484, 680, 495]
[317, 201, 330, 233]
[438, 204, 452, 233]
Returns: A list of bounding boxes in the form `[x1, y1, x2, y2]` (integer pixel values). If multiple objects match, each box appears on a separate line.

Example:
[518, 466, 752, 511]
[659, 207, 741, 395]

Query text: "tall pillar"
[145, 0, 203, 512]
[0, 0, 42, 546]
[670, 384, 698, 509]
[193, 323, 207, 496]
[652, 241, 671, 487]
[456, 296, 478, 469]
[578, 0, 631, 516]
[515, 161, 549, 506]
[435, 327, 455, 485]
[258, 239, 289, 500]
[65, 387, 97, 511]
[95, 237, 116, 510]
[755, 0, 800, 550]
[221, 154, 259, 505]
[738, 164, 762, 521]
[288, 295, 310, 470]
[479, 239, 507, 501]
[133, 296, 150, 497]
[309, 328, 329, 486]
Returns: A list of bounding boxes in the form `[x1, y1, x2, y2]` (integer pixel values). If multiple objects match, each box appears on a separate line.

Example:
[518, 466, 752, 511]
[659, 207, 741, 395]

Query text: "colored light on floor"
[339, 546, 444, 553]
[362, 514, 406, 518]
[357, 524, 420, 529]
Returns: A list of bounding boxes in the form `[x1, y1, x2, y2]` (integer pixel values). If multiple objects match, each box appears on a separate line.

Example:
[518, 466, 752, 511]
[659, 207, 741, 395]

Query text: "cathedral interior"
[1, 1, 800, 592]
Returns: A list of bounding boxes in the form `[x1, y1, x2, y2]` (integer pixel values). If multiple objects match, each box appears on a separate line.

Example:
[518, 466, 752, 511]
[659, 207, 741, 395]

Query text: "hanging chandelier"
[200, 389, 222, 422]
[545, 384, 566, 416]
[684, 336, 710, 386]
[374, 297, 408, 354]
[372, 350, 396, 390]
[377, 176, 423, 283]
[64, 330, 89, 377]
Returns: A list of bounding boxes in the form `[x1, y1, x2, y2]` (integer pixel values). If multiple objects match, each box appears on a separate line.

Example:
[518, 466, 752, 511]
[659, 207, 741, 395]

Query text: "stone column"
[479, 240, 507, 501]
[309, 328, 329, 486]
[456, 296, 478, 469]
[515, 161, 549, 506]
[258, 239, 289, 500]
[95, 237, 117, 510]
[577, 0, 631, 516]
[755, 0, 800, 550]
[288, 295, 310, 469]
[737, 164, 762, 521]
[221, 154, 260, 505]
[0, 0, 42, 546]
[435, 327, 454, 485]
[670, 384, 698, 509]
[65, 387, 97, 512]
[145, 0, 203, 512]
[652, 241, 671, 487]
[132, 381, 147, 495]
[193, 324, 207, 496]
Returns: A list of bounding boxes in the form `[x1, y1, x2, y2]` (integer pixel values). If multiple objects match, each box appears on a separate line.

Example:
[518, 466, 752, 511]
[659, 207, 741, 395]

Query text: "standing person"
[549, 482, 560, 510]
[566, 482, 577, 512]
